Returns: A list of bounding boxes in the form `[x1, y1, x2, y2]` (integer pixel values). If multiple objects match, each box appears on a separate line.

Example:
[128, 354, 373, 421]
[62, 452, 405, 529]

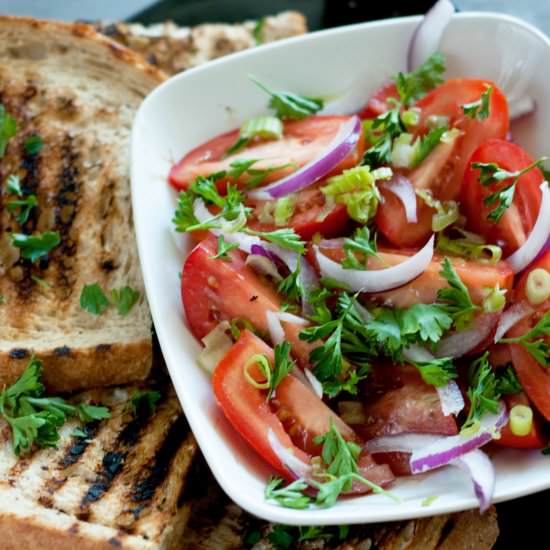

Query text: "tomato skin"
[357, 82, 400, 119]
[375, 186, 434, 248]
[493, 393, 547, 449]
[212, 330, 310, 478]
[309, 241, 514, 309]
[181, 236, 314, 366]
[169, 116, 365, 191]
[507, 250, 550, 421]
[462, 139, 544, 254]
[247, 184, 352, 240]
[415, 79, 509, 200]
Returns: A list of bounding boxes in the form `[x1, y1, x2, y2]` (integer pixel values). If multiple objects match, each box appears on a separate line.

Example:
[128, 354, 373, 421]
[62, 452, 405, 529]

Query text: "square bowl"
[131, 11, 550, 525]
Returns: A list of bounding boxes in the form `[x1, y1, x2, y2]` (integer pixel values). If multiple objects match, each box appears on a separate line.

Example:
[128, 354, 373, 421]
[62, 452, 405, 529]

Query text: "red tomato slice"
[309, 242, 514, 309]
[507, 250, 550, 421]
[462, 139, 544, 254]
[213, 330, 395, 488]
[169, 116, 365, 191]
[247, 183, 351, 240]
[357, 82, 400, 119]
[212, 330, 310, 477]
[414, 79, 509, 200]
[181, 236, 314, 366]
[493, 393, 547, 450]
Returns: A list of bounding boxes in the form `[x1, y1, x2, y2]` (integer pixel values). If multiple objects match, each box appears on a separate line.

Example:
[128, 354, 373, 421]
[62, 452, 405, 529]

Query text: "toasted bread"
[0, 381, 197, 550]
[0, 17, 165, 391]
[95, 11, 307, 76]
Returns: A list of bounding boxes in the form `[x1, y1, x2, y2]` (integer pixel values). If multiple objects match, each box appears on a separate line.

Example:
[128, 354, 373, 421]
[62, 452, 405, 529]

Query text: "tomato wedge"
[493, 393, 547, 450]
[309, 242, 514, 308]
[181, 236, 314, 366]
[247, 182, 351, 240]
[169, 116, 365, 191]
[462, 139, 544, 254]
[507, 250, 550, 421]
[213, 330, 394, 487]
[414, 79, 509, 201]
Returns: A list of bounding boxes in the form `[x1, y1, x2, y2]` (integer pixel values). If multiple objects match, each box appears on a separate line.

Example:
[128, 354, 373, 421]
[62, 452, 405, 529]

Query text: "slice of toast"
[0, 17, 165, 392]
[0, 380, 197, 550]
[94, 11, 307, 76]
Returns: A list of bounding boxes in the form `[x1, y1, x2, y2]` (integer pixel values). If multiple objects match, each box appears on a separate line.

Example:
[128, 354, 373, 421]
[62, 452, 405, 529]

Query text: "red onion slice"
[304, 368, 323, 399]
[454, 449, 495, 513]
[383, 175, 417, 223]
[403, 345, 464, 416]
[494, 301, 534, 343]
[410, 402, 507, 474]
[314, 235, 434, 293]
[266, 310, 285, 345]
[248, 116, 362, 200]
[267, 428, 311, 479]
[365, 433, 440, 454]
[407, 0, 455, 71]
[506, 182, 550, 273]
[435, 313, 499, 359]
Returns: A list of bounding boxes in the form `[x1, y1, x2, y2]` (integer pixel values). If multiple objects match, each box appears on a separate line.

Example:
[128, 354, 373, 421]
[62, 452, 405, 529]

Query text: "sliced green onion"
[402, 108, 421, 127]
[241, 116, 283, 140]
[229, 318, 257, 340]
[426, 114, 449, 129]
[441, 128, 461, 144]
[391, 133, 418, 168]
[257, 202, 274, 224]
[509, 404, 533, 436]
[321, 165, 388, 223]
[417, 190, 459, 232]
[482, 285, 507, 313]
[437, 229, 503, 264]
[244, 353, 271, 390]
[274, 195, 296, 226]
[525, 268, 550, 306]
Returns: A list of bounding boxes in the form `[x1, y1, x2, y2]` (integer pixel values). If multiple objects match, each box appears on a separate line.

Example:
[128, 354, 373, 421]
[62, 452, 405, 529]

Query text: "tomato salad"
[169, 51, 550, 512]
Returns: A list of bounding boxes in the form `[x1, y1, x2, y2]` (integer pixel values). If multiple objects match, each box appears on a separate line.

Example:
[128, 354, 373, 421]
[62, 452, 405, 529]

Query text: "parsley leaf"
[501, 310, 550, 367]
[411, 126, 447, 168]
[190, 175, 225, 207]
[0, 104, 16, 158]
[6, 174, 22, 195]
[301, 318, 344, 382]
[472, 157, 547, 222]
[80, 283, 110, 315]
[399, 303, 453, 344]
[268, 342, 295, 400]
[172, 191, 198, 232]
[462, 352, 500, 433]
[437, 257, 479, 330]
[462, 86, 493, 120]
[111, 286, 140, 316]
[265, 477, 312, 509]
[278, 257, 304, 302]
[127, 390, 161, 415]
[268, 525, 295, 549]
[362, 108, 405, 167]
[253, 16, 266, 45]
[0, 357, 110, 455]
[247, 227, 306, 253]
[23, 134, 44, 155]
[412, 357, 457, 387]
[342, 226, 377, 270]
[226, 158, 293, 188]
[394, 52, 446, 106]
[250, 76, 324, 120]
[495, 365, 522, 394]
[6, 194, 38, 224]
[210, 234, 239, 260]
[11, 231, 60, 262]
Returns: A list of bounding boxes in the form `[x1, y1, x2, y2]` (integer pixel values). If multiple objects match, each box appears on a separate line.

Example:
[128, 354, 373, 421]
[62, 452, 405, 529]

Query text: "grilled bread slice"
[0, 381, 197, 550]
[95, 11, 307, 76]
[0, 17, 165, 391]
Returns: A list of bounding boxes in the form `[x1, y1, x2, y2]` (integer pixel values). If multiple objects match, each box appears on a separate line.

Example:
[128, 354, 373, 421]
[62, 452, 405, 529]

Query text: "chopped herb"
[0, 357, 110, 455]
[111, 286, 140, 316]
[268, 525, 294, 549]
[412, 356, 457, 387]
[462, 86, 493, 120]
[127, 390, 161, 415]
[0, 104, 16, 158]
[190, 175, 226, 207]
[268, 342, 295, 400]
[342, 226, 377, 270]
[80, 283, 110, 315]
[265, 477, 312, 509]
[501, 310, 550, 367]
[411, 126, 447, 167]
[437, 258, 479, 330]
[253, 16, 266, 45]
[278, 258, 304, 302]
[23, 134, 44, 155]
[6, 193, 38, 224]
[394, 52, 446, 106]
[6, 174, 22, 195]
[274, 195, 295, 226]
[436, 227, 502, 264]
[250, 76, 324, 120]
[246, 227, 306, 253]
[210, 234, 239, 260]
[226, 158, 293, 189]
[71, 428, 88, 439]
[399, 303, 453, 345]
[362, 108, 405, 167]
[172, 191, 198, 232]
[472, 157, 548, 222]
[11, 231, 60, 262]
[496, 366, 522, 394]
[421, 495, 439, 507]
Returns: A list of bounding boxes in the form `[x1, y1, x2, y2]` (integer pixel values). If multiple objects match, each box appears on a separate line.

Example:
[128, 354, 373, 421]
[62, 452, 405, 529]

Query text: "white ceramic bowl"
[131, 12, 550, 525]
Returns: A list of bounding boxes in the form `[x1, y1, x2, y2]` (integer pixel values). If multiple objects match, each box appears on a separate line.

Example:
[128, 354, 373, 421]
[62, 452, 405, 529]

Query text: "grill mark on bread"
[59, 423, 99, 468]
